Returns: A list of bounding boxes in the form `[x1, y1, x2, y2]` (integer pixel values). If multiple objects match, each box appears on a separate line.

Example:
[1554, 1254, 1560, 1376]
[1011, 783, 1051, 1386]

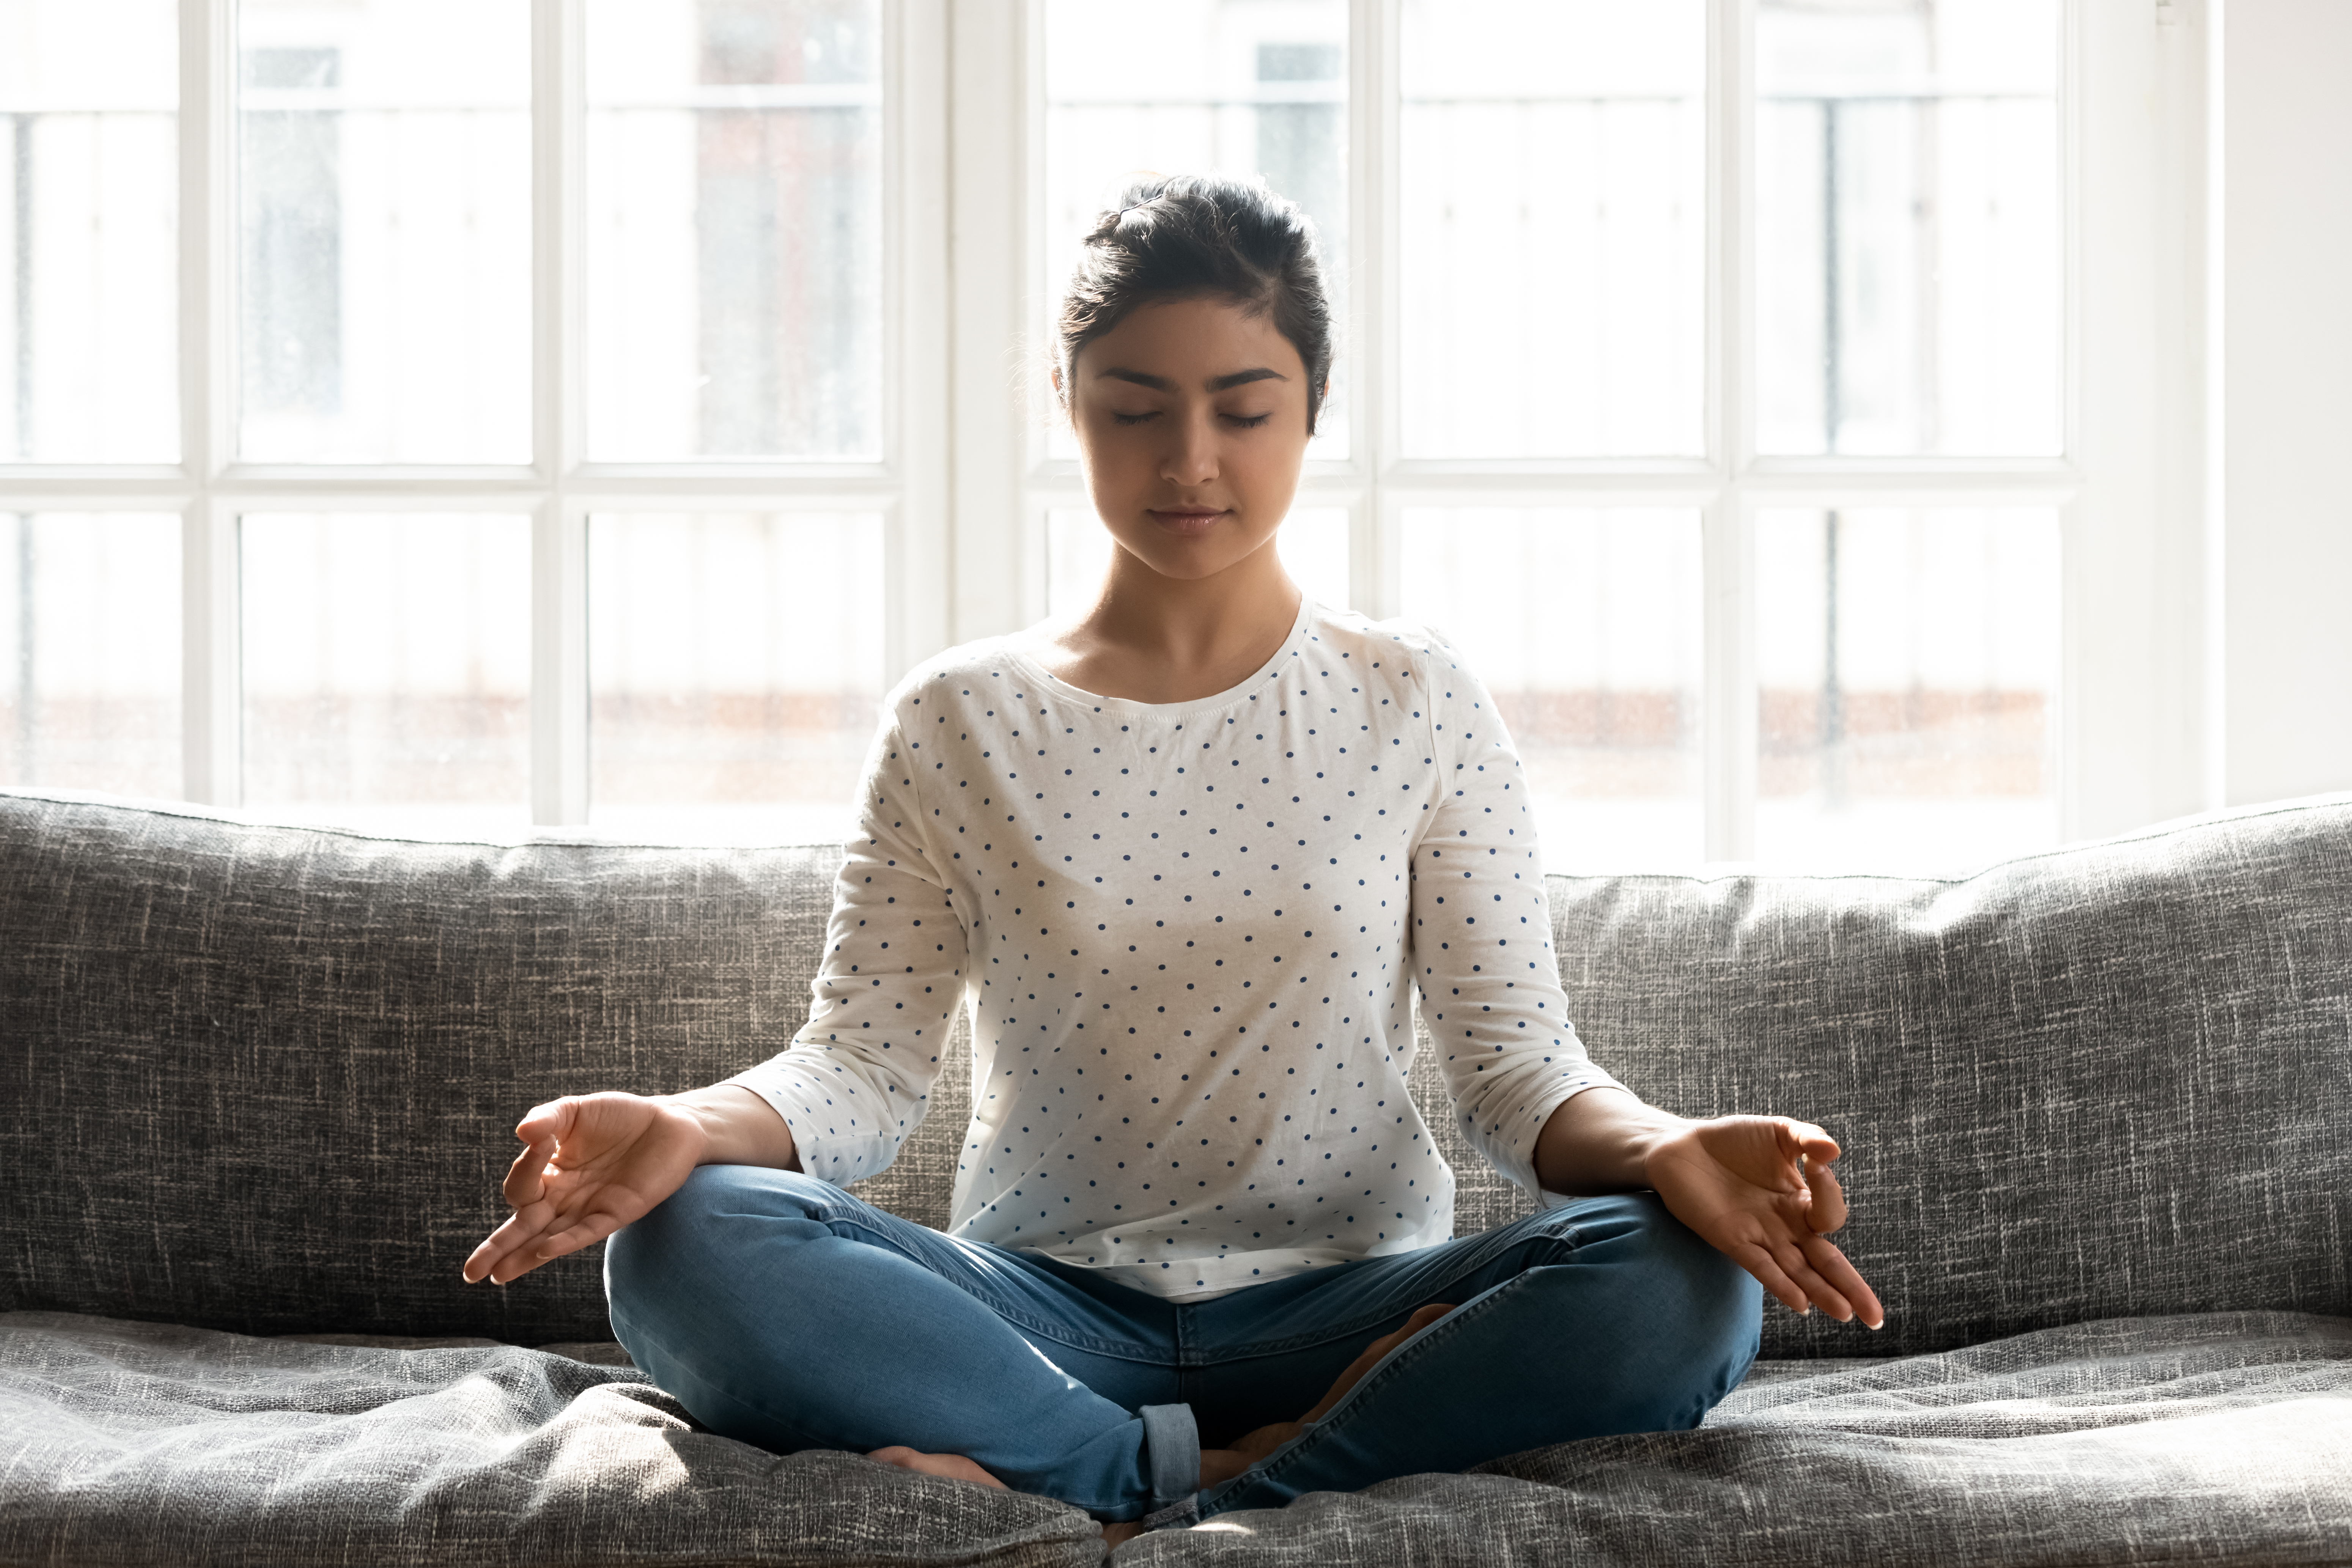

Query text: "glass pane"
[1046, 506, 1350, 620]
[0, 514, 179, 793]
[236, 1, 532, 462]
[1756, 508, 2059, 871]
[0, 2, 179, 462]
[589, 513, 884, 843]
[1400, 1, 1703, 458]
[1042, 0, 1349, 461]
[1401, 510, 1702, 870]
[241, 515, 532, 830]
[1756, 0, 2060, 456]
[585, 0, 883, 460]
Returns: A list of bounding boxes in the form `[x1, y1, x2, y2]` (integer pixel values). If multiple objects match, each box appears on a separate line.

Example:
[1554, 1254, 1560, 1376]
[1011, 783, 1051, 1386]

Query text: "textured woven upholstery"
[5, 788, 2349, 1359]
[6, 1308, 2346, 1568]
[3, 785, 2349, 1565]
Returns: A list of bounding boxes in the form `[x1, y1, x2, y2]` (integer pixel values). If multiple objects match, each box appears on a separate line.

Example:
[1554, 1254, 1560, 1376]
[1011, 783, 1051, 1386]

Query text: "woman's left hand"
[1643, 1117, 1885, 1328]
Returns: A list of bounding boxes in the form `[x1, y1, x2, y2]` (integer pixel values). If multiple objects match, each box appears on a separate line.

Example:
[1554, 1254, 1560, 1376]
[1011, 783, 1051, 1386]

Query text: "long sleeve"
[726, 712, 969, 1185]
[1408, 627, 1623, 1203]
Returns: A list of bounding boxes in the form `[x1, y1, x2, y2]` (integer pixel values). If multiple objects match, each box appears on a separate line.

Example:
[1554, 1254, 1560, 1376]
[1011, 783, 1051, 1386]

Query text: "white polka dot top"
[728, 596, 1623, 1301]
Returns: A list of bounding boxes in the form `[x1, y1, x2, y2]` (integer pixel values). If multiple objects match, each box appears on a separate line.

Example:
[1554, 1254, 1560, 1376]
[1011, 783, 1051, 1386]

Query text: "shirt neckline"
[993, 592, 1318, 722]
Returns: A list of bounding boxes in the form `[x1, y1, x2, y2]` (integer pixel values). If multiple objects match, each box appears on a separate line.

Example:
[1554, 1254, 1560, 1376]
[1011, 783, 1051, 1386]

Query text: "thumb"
[516, 1097, 577, 1147]
[1792, 1123, 1844, 1168]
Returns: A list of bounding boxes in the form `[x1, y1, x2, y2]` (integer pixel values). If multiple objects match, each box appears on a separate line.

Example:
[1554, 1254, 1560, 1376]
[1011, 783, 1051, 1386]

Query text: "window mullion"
[181, 502, 240, 806]
[530, 0, 587, 825]
[1702, 0, 1756, 860]
[950, 0, 1032, 644]
[1701, 498, 1755, 859]
[1351, 0, 1399, 618]
[890, 0, 952, 683]
[531, 506, 587, 825]
[532, 0, 582, 485]
[180, 0, 238, 806]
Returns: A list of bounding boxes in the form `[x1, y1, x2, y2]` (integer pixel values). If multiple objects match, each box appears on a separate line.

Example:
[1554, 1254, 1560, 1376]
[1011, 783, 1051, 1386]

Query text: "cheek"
[1229, 432, 1304, 511]
[1076, 420, 1147, 484]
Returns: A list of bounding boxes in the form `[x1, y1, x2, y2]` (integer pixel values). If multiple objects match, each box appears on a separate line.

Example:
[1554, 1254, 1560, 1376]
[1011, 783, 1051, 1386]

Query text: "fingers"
[1768, 1236, 1856, 1322]
[463, 1203, 556, 1285]
[1751, 1230, 1888, 1329]
[1773, 1118, 1850, 1235]
[1730, 1231, 1869, 1325]
[514, 1097, 577, 1146]
[474, 1098, 610, 1286]
[535, 1208, 627, 1263]
[1783, 1120, 1842, 1167]
[1726, 1242, 1811, 1317]
[502, 1132, 559, 1209]
[1804, 1154, 1850, 1233]
[1801, 1234, 1885, 1330]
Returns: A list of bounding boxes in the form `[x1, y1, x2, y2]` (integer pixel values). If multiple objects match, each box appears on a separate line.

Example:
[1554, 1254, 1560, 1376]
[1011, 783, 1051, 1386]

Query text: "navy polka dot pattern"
[728, 598, 1622, 1301]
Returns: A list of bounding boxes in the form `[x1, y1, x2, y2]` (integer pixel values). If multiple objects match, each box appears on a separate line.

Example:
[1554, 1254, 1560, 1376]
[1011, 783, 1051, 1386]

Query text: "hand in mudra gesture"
[462, 1093, 704, 1286]
[1644, 1116, 1885, 1329]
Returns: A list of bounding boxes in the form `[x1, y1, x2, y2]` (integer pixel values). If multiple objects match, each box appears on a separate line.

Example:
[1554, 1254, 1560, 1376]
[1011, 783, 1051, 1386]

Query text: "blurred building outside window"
[2, 1, 2132, 875]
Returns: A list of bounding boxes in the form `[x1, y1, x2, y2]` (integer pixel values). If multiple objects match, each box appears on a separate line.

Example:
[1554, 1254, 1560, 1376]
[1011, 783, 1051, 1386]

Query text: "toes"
[1398, 1302, 1456, 1338]
[1366, 1302, 1457, 1361]
[1230, 1420, 1304, 1459]
[1300, 1302, 1460, 1425]
[865, 1447, 1008, 1490]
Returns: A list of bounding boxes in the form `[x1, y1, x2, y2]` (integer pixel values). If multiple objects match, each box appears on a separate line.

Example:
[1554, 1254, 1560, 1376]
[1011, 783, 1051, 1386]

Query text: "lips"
[1150, 508, 1227, 537]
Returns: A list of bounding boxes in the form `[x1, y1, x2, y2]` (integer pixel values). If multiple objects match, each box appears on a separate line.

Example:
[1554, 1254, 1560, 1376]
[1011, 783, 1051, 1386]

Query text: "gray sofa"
[3, 784, 2347, 1566]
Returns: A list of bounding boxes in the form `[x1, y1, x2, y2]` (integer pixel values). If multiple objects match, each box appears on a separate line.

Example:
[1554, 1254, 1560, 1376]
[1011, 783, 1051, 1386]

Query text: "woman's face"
[1066, 295, 1315, 585]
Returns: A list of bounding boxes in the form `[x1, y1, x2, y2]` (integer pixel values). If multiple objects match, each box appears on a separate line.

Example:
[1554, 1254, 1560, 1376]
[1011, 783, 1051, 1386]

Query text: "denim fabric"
[606, 1166, 1760, 1524]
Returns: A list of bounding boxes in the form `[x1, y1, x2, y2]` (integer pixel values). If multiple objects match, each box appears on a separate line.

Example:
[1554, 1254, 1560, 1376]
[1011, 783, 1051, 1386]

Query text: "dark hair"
[1055, 174, 1336, 435]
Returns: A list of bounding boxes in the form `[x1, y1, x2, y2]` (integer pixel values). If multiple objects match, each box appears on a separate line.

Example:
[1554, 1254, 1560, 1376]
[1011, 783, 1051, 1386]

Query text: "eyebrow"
[1097, 366, 1287, 393]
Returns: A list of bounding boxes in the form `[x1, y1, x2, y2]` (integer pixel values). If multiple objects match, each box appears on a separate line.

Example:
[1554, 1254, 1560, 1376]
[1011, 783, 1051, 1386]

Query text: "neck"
[1032, 539, 1303, 705]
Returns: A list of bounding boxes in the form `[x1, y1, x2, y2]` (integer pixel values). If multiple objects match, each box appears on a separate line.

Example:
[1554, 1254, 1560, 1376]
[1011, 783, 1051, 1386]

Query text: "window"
[998, 0, 2183, 874]
[0, 0, 941, 842]
[2, 2, 2206, 866]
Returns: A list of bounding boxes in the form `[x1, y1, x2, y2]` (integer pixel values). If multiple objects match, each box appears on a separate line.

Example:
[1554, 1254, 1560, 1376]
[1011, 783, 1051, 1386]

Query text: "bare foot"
[867, 1445, 1007, 1490]
[875, 1306, 1456, 1553]
[870, 1447, 1150, 1552]
[1196, 1302, 1457, 1487]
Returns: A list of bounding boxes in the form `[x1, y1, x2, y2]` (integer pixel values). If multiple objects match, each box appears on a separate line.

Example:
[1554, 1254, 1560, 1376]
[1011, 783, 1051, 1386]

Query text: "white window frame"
[949, 0, 2221, 859]
[2, 0, 2219, 855]
[0, 0, 952, 826]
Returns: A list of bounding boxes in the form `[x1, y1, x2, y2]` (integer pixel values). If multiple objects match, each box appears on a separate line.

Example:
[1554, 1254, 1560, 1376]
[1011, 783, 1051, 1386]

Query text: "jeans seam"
[1202, 1221, 1583, 1364]
[808, 1208, 1172, 1364]
[1196, 1270, 1539, 1518]
[607, 1301, 836, 1454]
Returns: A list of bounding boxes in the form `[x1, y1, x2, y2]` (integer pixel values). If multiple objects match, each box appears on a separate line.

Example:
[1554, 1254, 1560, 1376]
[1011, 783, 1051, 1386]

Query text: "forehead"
[1079, 296, 1305, 384]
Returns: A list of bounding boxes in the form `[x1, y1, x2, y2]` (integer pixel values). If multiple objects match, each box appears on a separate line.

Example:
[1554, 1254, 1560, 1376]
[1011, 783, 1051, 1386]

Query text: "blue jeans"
[605, 1165, 1760, 1526]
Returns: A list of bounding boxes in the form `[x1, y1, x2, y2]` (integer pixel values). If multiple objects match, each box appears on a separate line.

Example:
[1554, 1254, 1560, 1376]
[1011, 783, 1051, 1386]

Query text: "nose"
[1161, 408, 1220, 488]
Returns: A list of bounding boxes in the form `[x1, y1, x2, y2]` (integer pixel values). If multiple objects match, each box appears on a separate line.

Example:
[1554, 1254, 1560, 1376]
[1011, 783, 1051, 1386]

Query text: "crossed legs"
[604, 1166, 1760, 1530]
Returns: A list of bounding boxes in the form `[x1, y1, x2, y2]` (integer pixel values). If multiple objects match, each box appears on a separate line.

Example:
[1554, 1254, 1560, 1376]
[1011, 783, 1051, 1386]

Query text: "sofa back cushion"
[3, 789, 2346, 1356]
[1526, 802, 2352, 1357]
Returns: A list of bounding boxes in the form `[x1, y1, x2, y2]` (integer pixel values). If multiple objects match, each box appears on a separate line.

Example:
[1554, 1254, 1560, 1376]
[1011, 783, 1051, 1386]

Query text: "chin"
[1111, 536, 1238, 582]
[1133, 554, 1235, 583]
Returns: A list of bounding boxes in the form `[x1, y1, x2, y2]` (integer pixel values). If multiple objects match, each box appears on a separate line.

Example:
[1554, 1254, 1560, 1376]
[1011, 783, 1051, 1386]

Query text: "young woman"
[463, 175, 1883, 1544]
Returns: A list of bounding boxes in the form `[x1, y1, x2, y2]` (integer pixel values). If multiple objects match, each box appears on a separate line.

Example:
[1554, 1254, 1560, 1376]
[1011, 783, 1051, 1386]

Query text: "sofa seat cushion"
[1139, 1311, 2352, 1565]
[5, 1311, 2346, 1567]
[0, 1311, 1102, 1568]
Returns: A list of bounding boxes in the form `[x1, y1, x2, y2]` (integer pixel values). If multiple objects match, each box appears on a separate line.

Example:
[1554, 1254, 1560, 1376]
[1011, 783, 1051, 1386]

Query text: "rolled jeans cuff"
[1137, 1402, 1200, 1521]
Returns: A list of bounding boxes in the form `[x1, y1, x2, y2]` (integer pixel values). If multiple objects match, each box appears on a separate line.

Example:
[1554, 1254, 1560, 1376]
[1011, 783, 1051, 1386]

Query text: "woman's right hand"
[462, 1093, 707, 1285]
